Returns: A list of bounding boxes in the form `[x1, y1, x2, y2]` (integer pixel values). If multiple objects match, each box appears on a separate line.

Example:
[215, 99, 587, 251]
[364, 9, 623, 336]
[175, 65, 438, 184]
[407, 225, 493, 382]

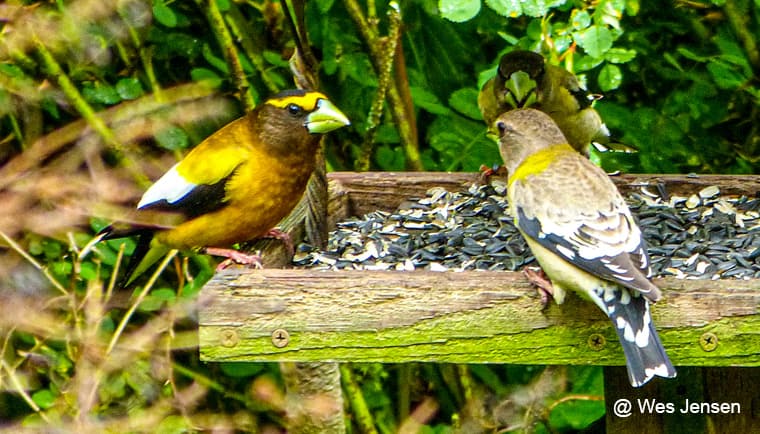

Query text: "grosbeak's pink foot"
[478, 164, 508, 185]
[262, 228, 294, 257]
[203, 247, 263, 271]
[523, 267, 554, 307]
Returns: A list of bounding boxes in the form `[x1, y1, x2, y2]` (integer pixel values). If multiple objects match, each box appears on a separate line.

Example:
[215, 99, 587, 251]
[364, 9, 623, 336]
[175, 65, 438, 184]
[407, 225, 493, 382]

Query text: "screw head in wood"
[271, 329, 290, 348]
[220, 329, 239, 347]
[699, 332, 718, 352]
[587, 333, 606, 351]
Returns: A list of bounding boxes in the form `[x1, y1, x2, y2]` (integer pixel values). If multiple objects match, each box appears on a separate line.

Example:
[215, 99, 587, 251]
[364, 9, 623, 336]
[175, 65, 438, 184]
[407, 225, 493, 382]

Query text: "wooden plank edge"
[326, 172, 760, 216]
[198, 269, 760, 365]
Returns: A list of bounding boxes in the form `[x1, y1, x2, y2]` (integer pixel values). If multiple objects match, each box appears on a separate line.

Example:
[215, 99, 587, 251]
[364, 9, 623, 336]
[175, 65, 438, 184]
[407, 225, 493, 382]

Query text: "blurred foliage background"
[0, 0, 757, 432]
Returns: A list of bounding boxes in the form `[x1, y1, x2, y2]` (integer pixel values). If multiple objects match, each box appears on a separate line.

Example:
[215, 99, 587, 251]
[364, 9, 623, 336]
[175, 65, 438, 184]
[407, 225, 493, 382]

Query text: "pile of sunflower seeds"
[294, 181, 760, 280]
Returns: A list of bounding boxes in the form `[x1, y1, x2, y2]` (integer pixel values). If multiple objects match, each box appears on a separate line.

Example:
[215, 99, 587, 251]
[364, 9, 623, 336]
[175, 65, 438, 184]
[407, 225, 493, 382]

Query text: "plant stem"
[35, 40, 149, 187]
[343, 0, 422, 170]
[202, 0, 256, 111]
[723, 0, 760, 73]
[340, 364, 379, 434]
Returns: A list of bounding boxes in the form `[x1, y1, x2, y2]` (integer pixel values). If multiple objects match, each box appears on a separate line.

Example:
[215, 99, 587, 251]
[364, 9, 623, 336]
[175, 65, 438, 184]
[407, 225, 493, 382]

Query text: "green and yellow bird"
[93, 89, 350, 286]
[479, 50, 622, 155]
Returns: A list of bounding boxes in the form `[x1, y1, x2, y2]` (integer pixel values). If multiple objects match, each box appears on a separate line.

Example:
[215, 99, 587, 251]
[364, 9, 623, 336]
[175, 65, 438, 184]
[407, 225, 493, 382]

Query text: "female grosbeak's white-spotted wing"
[510, 154, 661, 301]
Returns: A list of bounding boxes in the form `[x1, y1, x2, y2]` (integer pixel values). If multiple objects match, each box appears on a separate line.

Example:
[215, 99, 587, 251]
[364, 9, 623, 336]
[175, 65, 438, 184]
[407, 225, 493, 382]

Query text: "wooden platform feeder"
[199, 172, 760, 433]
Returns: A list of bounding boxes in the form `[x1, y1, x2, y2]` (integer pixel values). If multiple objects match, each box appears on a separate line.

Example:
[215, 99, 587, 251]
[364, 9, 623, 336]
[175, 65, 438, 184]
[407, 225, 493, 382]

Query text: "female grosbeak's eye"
[287, 103, 303, 116]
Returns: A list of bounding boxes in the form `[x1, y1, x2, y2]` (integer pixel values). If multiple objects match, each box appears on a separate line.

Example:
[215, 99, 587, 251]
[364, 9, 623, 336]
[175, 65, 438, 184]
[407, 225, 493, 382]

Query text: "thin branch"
[723, 0, 760, 73]
[106, 249, 178, 355]
[201, 0, 256, 111]
[340, 364, 379, 434]
[356, 4, 401, 171]
[343, 0, 423, 170]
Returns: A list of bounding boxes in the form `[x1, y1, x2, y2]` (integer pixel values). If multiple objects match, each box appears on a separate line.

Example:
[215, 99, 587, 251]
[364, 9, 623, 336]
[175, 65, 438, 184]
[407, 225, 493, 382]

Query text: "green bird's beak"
[306, 98, 351, 133]
[504, 71, 538, 109]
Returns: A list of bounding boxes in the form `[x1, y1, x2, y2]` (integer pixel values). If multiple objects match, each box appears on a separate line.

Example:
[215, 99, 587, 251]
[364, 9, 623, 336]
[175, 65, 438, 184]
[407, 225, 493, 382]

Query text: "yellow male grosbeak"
[93, 89, 350, 286]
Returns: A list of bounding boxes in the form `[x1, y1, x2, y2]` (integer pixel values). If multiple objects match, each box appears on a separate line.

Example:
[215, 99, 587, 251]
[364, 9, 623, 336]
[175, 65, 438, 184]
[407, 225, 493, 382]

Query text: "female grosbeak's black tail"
[601, 286, 677, 387]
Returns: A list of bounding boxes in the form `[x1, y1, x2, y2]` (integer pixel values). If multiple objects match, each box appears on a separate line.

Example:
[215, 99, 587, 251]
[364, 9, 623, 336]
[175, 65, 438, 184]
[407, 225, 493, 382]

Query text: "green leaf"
[707, 60, 746, 89]
[115, 78, 143, 100]
[598, 63, 622, 91]
[83, 82, 121, 105]
[375, 144, 406, 171]
[604, 48, 636, 64]
[190, 67, 223, 88]
[575, 26, 613, 58]
[215, 0, 231, 11]
[448, 88, 482, 120]
[263, 50, 290, 68]
[79, 261, 98, 281]
[521, 0, 566, 17]
[549, 399, 605, 430]
[38, 96, 59, 119]
[676, 47, 710, 63]
[156, 415, 190, 434]
[316, 0, 336, 13]
[219, 362, 266, 378]
[152, 0, 177, 28]
[487, 0, 565, 17]
[32, 389, 56, 410]
[486, 0, 523, 18]
[138, 289, 175, 312]
[155, 125, 190, 151]
[439, 0, 481, 22]
[410, 86, 452, 116]
[202, 43, 229, 73]
[571, 10, 591, 29]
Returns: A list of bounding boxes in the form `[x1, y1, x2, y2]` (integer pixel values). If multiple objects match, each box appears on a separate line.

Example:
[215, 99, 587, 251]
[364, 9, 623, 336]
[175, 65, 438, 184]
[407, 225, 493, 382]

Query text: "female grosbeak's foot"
[523, 267, 554, 307]
[262, 228, 294, 257]
[478, 164, 508, 185]
[203, 247, 263, 271]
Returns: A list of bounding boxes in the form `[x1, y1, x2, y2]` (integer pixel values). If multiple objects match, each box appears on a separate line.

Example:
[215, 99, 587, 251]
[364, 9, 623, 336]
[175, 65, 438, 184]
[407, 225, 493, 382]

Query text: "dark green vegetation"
[0, 0, 757, 432]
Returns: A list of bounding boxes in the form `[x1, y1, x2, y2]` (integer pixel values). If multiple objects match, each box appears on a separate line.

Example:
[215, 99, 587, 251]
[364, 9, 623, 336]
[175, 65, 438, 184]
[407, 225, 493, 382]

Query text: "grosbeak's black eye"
[496, 121, 508, 136]
[287, 103, 303, 116]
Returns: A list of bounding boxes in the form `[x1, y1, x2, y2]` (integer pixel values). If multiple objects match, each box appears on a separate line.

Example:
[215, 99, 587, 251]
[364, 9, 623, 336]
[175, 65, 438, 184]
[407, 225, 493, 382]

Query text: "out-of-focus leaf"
[605, 47, 636, 63]
[202, 43, 229, 73]
[439, 0, 480, 22]
[115, 78, 143, 100]
[31, 390, 56, 410]
[220, 362, 266, 378]
[155, 125, 190, 151]
[316, 0, 335, 13]
[574, 26, 613, 58]
[448, 88, 482, 120]
[411, 86, 452, 116]
[571, 10, 591, 29]
[549, 399, 605, 430]
[190, 67, 223, 88]
[375, 144, 406, 171]
[83, 82, 121, 105]
[598, 63, 622, 91]
[485, 0, 523, 18]
[707, 60, 747, 90]
[486, 0, 565, 18]
[152, 0, 177, 28]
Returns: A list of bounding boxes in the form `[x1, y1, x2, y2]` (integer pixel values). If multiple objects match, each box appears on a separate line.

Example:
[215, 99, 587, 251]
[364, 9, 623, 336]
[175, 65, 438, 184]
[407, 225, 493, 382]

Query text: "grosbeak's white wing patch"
[138, 164, 197, 209]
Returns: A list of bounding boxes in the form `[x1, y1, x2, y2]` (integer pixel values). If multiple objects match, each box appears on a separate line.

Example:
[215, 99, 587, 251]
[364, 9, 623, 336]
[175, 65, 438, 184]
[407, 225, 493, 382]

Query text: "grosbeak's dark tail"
[595, 285, 677, 387]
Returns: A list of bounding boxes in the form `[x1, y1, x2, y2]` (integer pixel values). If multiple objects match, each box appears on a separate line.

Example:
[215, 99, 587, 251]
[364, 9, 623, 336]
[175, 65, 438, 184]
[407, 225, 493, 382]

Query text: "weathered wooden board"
[327, 172, 760, 221]
[199, 269, 760, 364]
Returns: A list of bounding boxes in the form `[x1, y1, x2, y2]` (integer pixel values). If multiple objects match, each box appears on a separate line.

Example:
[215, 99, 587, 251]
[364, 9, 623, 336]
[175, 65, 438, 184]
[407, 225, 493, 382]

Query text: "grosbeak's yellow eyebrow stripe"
[509, 143, 576, 186]
[266, 92, 328, 111]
